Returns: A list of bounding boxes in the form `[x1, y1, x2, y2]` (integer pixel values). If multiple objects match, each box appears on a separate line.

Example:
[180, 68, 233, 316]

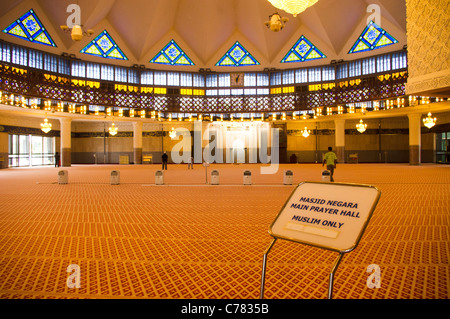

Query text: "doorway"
[232, 138, 246, 163]
[8, 134, 55, 167]
[436, 132, 450, 164]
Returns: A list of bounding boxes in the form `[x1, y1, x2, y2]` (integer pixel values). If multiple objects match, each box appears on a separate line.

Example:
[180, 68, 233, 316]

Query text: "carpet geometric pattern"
[0, 163, 448, 299]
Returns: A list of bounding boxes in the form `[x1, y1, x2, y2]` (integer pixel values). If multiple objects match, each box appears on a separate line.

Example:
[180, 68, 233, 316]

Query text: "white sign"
[269, 182, 381, 252]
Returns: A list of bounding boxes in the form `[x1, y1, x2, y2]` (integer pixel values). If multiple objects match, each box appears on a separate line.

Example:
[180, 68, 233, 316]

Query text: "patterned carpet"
[0, 163, 448, 299]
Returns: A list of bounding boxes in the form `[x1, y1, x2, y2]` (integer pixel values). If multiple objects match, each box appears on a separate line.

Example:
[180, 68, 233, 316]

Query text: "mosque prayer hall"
[0, 0, 449, 310]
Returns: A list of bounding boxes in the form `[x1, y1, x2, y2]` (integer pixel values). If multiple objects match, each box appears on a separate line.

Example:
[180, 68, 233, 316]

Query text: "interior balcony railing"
[0, 39, 426, 119]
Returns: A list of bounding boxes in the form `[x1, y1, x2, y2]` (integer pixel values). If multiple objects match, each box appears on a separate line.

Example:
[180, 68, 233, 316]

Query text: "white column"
[408, 113, 421, 165]
[334, 119, 345, 163]
[59, 118, 72, 167]
[248, 123, 258, 163]
[133, 121, 143, 164]
[0, 132, 9, 169]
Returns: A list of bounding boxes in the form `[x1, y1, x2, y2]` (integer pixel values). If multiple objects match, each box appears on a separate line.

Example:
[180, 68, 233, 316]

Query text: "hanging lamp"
[356, 119, 367, 133]
[267, 0, 319, 17]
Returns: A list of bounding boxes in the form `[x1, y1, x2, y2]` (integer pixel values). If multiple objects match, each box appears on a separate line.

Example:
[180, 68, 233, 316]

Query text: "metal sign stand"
[203, 162, 210, 184]
[260, 182, 381, 299]
[259, 238, 345, 299]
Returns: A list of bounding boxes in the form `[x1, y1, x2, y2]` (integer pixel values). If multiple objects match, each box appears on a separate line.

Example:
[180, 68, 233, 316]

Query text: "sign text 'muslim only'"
[269, 182, 381, 252]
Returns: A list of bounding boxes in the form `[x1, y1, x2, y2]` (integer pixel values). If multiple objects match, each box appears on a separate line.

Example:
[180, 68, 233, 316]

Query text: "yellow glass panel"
[282, 86, 294, 93]
[270, 88, 282, 94]
[140, 87, 153, 93]
[154, 88, 167, 94]
[181, 89, 192, 95]
[308, 84, 322, 91]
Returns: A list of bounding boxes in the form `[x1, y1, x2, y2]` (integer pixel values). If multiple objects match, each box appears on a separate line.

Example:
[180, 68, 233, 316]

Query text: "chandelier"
[267, 0, 319, 17]
[301, 127, 311, 138]
[108, 122, 118, 136]
[40, 117, 52, 133]
[60, 24, 94, 41]
[356, 119, 367, 133]
[169, 127, 177, 139]
[423, 112, 436, 129]
[264, 12, 289, 32]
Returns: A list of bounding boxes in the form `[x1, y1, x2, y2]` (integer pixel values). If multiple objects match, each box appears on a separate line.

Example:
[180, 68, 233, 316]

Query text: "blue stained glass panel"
[216, 41, 259, 67]
[166, 44, 179, 59]
[23, 16, 39, 35]
[281, 35, 326, 63]
[98, 35, 113, 52]
[296, 42, 310, 55]
[348, 20, 398, 54]
[80, 30, 128, 60]
[2, 9, 56, 47]
[150, 39, 194, 66]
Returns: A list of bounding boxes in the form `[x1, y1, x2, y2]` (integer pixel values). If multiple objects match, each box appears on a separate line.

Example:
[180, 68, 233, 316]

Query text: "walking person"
[55, 152, 60, 167]
[161, 152, 168, 170]
[322, 146, 337, 182]
[187, 155, 194, 169]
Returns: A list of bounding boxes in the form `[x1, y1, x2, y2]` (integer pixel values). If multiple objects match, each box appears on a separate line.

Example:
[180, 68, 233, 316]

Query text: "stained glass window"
[150, 39, 194, 66]
[2, 9, 56, 47]
[80, 30, 127, 60]
[281, 35, 325, 63]
[348, 20, 398, 54]
[216, 41, 259, 67]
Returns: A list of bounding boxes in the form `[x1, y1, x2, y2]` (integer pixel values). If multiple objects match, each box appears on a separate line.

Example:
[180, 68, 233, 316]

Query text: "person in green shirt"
[322, 146, 337, 182]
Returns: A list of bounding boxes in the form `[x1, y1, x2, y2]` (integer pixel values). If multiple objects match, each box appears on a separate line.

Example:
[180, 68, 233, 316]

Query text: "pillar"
[334, 119, 345, 163]
[408, 113, 421, 165]
[133, 121, 143, 164]
[59, 118, 72, 167]
[0, 132, 9, 169]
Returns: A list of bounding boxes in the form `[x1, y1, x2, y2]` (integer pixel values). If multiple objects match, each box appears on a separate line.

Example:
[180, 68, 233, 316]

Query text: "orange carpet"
[0, 163, 448, 299]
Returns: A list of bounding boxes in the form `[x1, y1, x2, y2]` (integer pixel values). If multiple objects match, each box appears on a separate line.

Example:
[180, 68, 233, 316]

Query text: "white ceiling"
[0, 0, 407, 71]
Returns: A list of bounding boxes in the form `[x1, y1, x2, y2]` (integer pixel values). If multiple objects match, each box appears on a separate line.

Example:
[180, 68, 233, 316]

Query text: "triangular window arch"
[281, 35, 326, 63]
[2, 9, 56, 47]
[80, 30, 127, 60]
[216, 41, 259, 67]
[348, 20, 398, 54]
[150, 39, 194, 66]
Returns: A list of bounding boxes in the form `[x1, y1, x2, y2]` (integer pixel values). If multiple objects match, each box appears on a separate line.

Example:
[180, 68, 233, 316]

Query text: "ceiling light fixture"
[356, 119, 367, 133]
[264, 12, 289, 32]
[267, 0, 319, 17]
[60, 24, 93, 41]
[169, 128, 177, 139]
[40, 116, 52, 133]
[301, 127, 310, 138]
[108, 122, 118, 136]
[423, 112, 436, 129]
[302, 112, 308, 120]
